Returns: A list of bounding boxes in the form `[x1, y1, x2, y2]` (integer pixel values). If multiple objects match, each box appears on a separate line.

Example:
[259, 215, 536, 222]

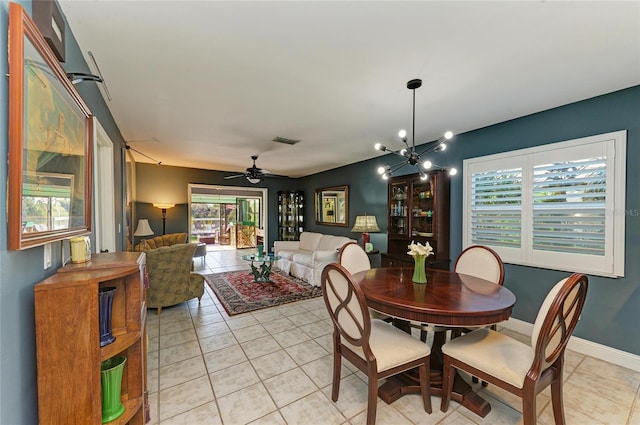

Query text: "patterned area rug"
[203, 270, 322, 316]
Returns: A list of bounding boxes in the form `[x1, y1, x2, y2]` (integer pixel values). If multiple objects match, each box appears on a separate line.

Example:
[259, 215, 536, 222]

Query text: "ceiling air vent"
[272, 136, 300, 146]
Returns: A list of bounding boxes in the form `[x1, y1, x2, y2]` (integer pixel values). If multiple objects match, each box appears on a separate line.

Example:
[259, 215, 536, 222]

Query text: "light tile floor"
[146, 248, 640, 425]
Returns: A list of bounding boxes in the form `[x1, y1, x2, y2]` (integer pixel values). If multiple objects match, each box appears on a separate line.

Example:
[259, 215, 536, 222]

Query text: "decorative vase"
[99, 287, 117, 347]
[100, 356, 127, 423]
[412, 255, 427, 284]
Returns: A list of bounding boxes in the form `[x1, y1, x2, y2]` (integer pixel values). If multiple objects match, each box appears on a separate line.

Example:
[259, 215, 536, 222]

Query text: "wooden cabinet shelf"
[383, 171, 451, 270]
[34, 252, 148, 425]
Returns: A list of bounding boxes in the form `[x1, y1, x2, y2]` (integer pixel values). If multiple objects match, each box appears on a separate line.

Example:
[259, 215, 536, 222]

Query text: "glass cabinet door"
[411, 178, 434, 237]
[278, 191, 304, 241]
[388, 181, 409, 237]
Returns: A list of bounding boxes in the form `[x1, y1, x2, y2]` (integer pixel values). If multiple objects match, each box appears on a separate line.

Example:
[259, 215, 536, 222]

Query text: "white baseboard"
[501, 318, 640, 373]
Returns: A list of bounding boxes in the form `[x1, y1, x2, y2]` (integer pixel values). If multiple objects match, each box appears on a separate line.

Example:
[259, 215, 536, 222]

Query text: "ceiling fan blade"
[224, 174, 246, 180]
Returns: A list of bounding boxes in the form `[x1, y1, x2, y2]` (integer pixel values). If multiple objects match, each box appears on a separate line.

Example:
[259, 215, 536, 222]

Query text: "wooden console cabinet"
[382, 170, 451, 270]
[34, 252, 148, 425]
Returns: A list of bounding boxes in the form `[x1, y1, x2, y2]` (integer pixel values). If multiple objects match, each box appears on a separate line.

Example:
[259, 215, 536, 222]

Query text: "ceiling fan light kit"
[375, 78, 456, 180]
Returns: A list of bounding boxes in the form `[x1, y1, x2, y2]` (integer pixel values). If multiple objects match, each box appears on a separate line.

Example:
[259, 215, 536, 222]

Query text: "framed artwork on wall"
[7, 3, 93, 250]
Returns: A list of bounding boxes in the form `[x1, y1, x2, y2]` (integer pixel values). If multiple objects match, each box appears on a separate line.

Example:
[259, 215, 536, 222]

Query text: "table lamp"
[350, 214, 381, 251]
[133, 219, 154, 250]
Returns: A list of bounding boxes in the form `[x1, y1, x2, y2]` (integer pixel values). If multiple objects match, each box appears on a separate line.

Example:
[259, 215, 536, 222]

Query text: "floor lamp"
[153, 203, 175, 235]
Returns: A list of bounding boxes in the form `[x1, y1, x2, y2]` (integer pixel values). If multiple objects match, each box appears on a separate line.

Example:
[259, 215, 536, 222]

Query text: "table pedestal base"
[377, 371, 490, 417]
[381, 320, 491, 418]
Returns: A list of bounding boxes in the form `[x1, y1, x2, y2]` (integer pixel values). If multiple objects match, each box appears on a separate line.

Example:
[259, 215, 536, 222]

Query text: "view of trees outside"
[22, 196, 70, 232]
[190, 203, 236, 242]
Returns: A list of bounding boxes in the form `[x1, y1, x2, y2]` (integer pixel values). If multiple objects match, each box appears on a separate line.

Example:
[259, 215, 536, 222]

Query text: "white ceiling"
[59, 1, 640, 178]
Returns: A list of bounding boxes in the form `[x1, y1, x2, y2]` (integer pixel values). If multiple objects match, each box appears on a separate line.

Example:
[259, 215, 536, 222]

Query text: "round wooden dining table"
[352, 267, 516, 418]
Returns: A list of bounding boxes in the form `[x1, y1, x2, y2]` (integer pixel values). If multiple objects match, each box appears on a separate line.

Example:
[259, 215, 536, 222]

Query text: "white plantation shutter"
[463, 131, 626, 277]
[532, 158, 606, 256]
[470, 168, 522, 248]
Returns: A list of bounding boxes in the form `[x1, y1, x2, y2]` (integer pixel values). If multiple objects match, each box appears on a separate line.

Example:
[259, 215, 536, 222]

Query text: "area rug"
[203, 270, 322, 316]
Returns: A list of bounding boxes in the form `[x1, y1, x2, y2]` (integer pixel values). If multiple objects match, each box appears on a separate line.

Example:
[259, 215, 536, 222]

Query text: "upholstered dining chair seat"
[343, 319, 432, 373]
[442, 328, 534, 388]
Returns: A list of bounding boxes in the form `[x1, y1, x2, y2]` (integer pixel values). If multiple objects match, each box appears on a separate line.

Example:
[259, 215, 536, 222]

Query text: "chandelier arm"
[388, 149, 410, 159]
[416, 144, 439, 157]
[386, 160, 410, 175]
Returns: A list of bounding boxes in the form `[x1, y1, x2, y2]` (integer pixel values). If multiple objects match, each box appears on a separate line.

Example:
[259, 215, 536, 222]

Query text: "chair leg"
[419, 360, 432, 413]
[522, 387, 537, 425]
[551, 376, 566, 425]
[331, 349, 341, 402]
[157, 307, 162, 315]
[366, 373, 378, 425]
[440, 356, 455, 412]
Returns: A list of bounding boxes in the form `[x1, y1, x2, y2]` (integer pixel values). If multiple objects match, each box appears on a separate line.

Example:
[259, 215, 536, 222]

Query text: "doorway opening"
[188, 184, 267, 252]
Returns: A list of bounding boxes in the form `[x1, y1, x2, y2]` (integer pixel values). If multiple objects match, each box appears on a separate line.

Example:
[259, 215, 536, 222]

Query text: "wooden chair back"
[530, 273, 588, 375]
[454, 245, 505, 285]
[322, 263, 372, 349]
[339, 242, 371, 275]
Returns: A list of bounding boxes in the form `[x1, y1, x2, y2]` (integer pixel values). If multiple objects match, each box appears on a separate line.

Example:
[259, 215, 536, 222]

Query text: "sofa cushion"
[317, 235, 352, 251]
[278, 250, 295, 261]
[134, 233, 187, 251]
[293, 252, 314, 267]
[299, 232, 323, 252]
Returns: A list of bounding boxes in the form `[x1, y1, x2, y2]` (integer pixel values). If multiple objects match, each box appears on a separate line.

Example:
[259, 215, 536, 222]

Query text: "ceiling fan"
[224, 155, 283, 184]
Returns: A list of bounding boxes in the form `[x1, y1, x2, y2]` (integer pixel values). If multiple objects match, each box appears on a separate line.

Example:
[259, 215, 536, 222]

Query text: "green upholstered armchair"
[145, 243, 205, 314]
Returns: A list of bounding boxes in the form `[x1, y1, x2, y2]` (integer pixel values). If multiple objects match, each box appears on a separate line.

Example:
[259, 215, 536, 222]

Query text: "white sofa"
[274, 231, 356, 287]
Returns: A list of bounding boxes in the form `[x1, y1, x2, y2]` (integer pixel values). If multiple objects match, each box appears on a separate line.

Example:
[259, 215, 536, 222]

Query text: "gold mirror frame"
[8, 3, 93, 250]
[315, 186, 349, 226]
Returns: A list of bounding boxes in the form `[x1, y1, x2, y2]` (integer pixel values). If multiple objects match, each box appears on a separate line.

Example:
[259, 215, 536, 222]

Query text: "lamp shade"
[133, 219, 154, 237]
[152, 203, 175, 210]
[351, 215, 381, 233]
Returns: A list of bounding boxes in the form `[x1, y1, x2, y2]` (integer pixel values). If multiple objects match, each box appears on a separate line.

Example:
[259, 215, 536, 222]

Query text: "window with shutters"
[463, 130, 626, 277]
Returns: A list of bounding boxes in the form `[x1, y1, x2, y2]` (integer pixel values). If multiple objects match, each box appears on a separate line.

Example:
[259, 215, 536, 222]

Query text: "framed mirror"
[315, 186, 349, 226]
[7, 3, 93, 250]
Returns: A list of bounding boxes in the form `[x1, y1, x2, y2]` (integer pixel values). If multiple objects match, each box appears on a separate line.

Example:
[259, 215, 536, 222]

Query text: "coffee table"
[241, 254, 282, 282]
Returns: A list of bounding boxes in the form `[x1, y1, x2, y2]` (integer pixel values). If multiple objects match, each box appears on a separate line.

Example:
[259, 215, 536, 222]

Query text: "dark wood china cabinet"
[382, 170, 450, 269]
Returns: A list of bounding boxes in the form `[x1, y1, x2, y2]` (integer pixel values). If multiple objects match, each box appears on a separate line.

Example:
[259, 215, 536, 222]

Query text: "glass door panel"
[389, 181, 409, 237]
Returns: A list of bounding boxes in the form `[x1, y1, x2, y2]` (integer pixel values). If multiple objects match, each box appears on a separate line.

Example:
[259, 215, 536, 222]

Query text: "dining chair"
[339, 242, 389, 322]
[420, 245, 505, 344]
[321, 263, 432, 425]
[440, 273, 588, 425]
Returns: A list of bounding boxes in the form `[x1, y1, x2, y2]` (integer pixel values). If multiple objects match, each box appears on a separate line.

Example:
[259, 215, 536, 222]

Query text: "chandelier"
[375, 79, 457, 180]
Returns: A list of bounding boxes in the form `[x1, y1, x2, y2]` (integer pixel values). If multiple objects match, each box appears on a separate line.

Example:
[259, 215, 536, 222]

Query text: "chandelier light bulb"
[423, 160, 432, 169]
[439, 144, 447, 151]
[444, 131, 453, 140]
[374, 143, 383, 151]
[449, 168, 458, 176]
[377, 166, 386, 175]
[382, 173, 389, 180]
[420, 173, 428, 181]
[398, 129, 407, 139]
[400, 148, 407, 156]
